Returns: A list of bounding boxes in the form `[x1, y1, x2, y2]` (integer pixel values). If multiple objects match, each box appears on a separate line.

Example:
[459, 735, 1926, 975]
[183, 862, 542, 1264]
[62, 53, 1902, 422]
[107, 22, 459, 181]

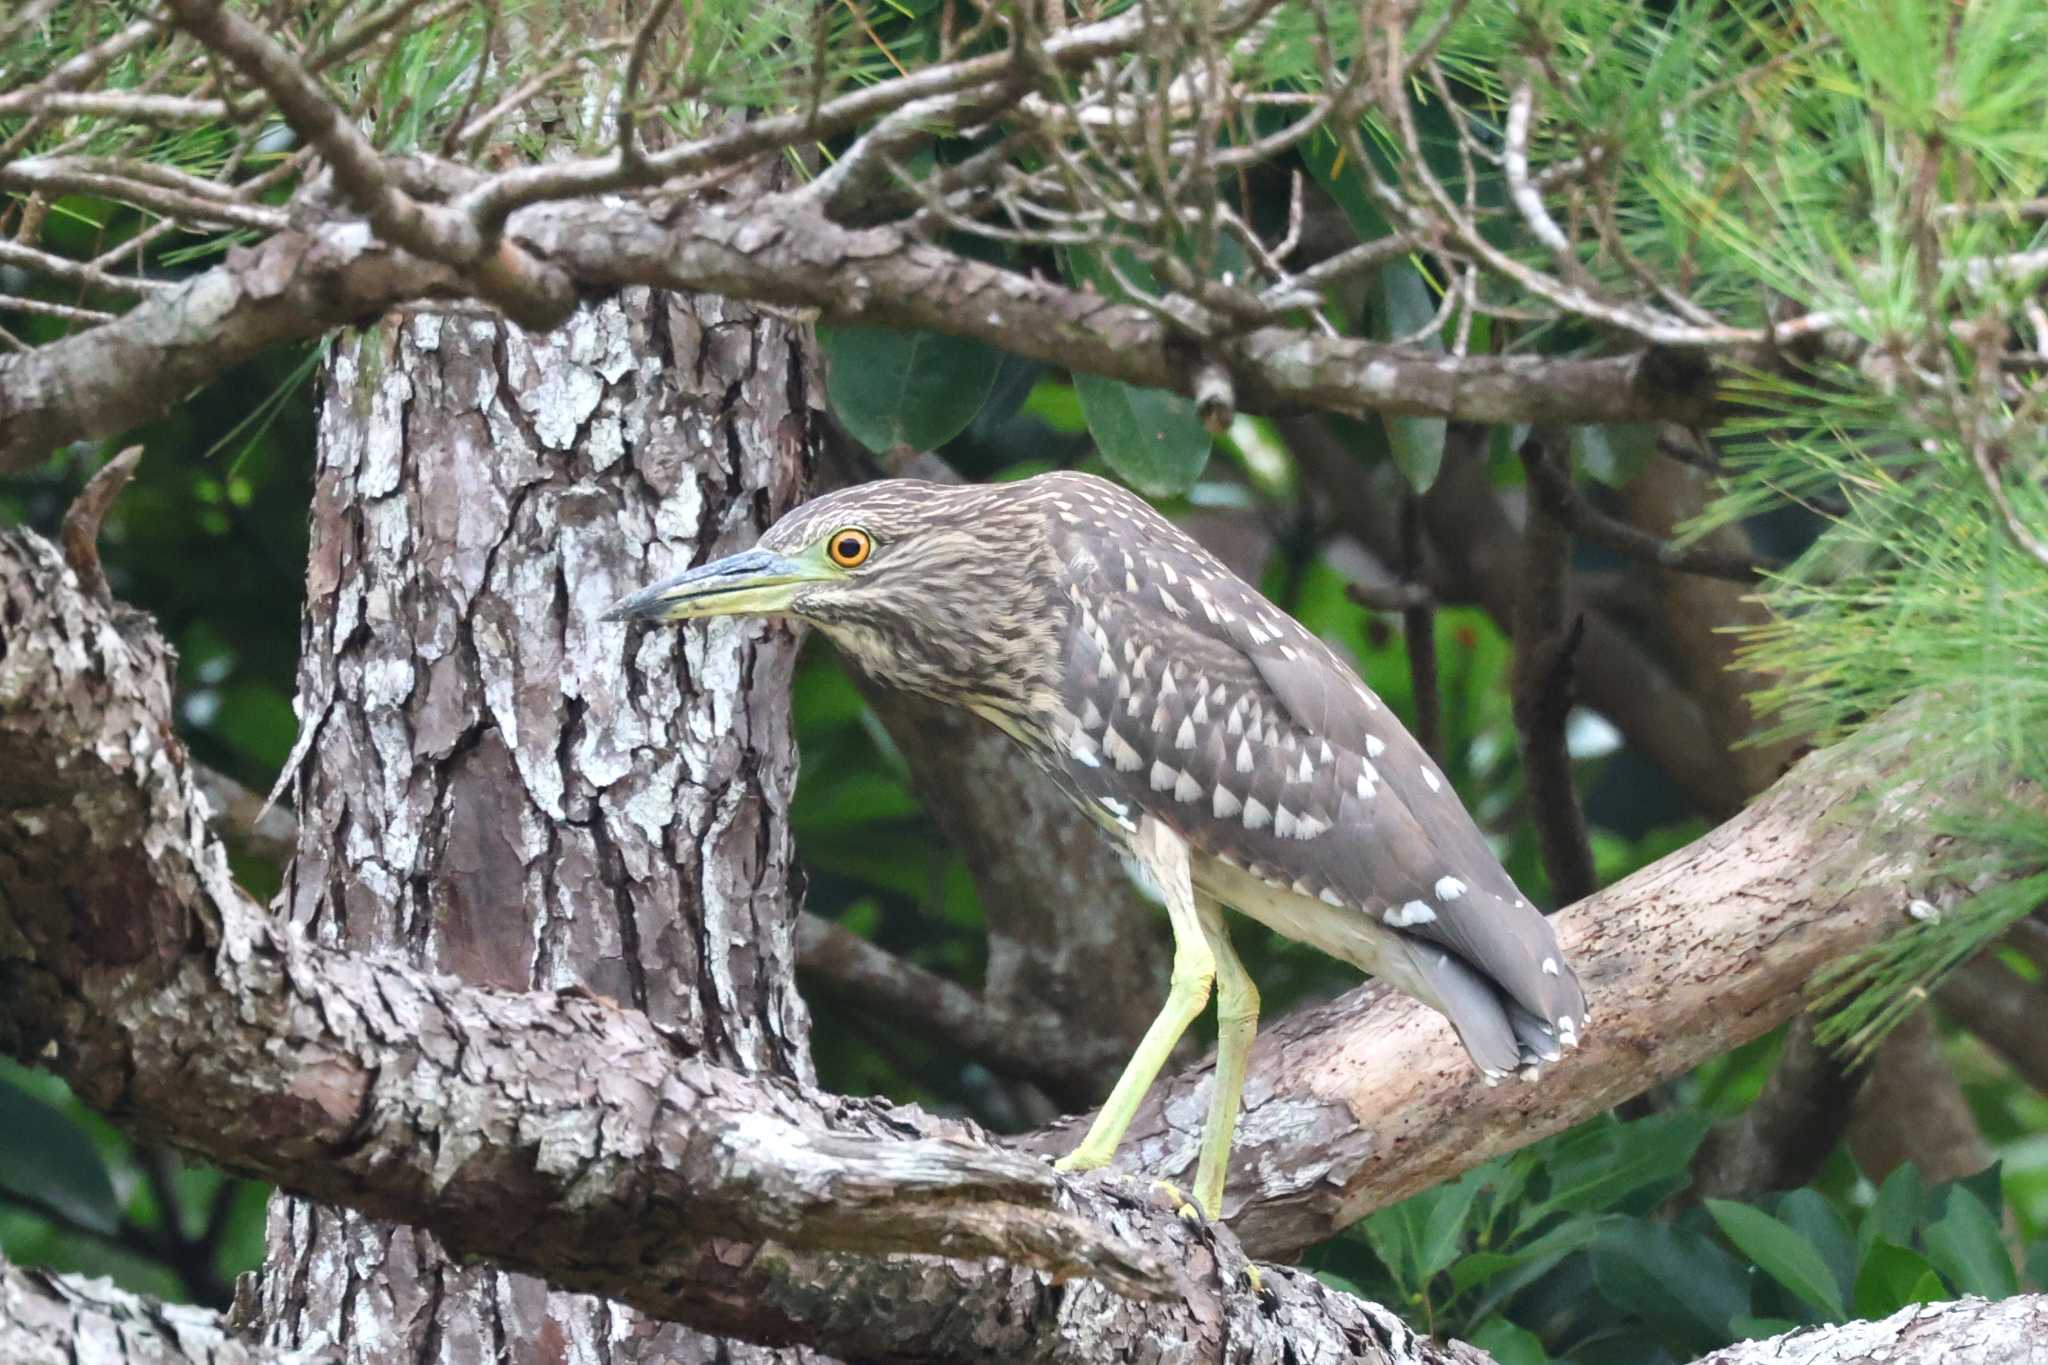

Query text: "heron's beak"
[602, 548, 822, 623]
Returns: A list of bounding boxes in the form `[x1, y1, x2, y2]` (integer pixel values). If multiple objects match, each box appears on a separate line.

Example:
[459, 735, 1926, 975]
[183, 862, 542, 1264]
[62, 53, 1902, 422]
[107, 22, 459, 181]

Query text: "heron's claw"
[1152, 1179, 1205, 1227]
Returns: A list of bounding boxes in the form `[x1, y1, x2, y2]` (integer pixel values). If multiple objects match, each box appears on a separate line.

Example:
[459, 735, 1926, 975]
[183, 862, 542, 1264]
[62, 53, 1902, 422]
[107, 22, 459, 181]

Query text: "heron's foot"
[1052, 1143, 1115, 1175]
[1151, 1179, 1207, 1227]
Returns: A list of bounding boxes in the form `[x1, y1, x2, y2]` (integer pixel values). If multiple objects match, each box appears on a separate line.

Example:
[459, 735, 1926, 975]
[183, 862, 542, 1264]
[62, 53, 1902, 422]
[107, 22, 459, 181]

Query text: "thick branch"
[0, 523, 1480, 1364]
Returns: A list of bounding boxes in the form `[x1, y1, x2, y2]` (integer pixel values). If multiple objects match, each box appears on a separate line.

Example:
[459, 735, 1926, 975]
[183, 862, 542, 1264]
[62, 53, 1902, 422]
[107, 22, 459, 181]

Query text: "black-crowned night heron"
[607, 471, 1587, 1217]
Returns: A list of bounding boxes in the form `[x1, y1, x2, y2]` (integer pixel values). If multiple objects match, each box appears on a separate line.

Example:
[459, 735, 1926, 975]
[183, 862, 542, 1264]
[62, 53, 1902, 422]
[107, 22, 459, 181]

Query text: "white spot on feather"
[1386, 899, 1437, 927]
[1366, 734, 1386, 758]
[1420, 766, 1442, 793]
[1150, 760, 1177, 792]
[1174, 769, 1202, 803]
[1242, 798, 1271, 831]
[1434, 876, 1467, 902]
[1542, 956, 1560, 977]
[1105, 730, 1143, 772]
[1175, 716, 1196, 750]
[1235, 737, 1254, 774]
[1213, 787, 1242, 819]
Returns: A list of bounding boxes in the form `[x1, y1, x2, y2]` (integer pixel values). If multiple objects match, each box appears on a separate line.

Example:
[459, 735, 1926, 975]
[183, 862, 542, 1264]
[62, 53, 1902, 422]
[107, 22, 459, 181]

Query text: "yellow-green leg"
[1191, 893, 1258, 1219]
[1055, 818, 1213, 1179]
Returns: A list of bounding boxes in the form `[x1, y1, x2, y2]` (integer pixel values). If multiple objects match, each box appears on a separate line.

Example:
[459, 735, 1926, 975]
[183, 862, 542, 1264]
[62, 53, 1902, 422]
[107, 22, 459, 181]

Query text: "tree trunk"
[244, 289, 819, 1362]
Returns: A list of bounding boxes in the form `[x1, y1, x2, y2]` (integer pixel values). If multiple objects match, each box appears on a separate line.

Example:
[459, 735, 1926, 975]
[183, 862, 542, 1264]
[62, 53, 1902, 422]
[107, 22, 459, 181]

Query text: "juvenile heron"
[607, 471, 1586, 1217]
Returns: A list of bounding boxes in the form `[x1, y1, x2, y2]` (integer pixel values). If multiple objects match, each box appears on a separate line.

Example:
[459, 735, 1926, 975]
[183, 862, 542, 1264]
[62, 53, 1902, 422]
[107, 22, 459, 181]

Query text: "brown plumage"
[747, 470, 1586, 1079]
[609, 467, 1588, 1215]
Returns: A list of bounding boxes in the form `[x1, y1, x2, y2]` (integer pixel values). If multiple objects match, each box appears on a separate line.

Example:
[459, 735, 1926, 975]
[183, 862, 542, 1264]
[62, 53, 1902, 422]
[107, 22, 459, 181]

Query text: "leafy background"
[5, 0, 2048, 1359]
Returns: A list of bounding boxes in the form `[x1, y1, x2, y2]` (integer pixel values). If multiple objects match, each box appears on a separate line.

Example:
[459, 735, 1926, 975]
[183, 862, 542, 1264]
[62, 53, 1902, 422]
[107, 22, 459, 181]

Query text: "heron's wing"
[1037, 472, 1585, 1051]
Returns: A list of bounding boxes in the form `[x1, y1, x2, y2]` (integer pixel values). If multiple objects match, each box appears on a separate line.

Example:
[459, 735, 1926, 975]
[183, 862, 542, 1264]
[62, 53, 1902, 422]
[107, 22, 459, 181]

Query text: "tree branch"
[2, 484, 2043, 1358]
[0, 190, 1716, 474]
[0, 520, 1501, 1364]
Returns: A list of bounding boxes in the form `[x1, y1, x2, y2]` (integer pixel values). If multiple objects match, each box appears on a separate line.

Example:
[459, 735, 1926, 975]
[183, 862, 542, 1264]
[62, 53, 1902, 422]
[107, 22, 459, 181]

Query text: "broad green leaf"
[1706, 1199, 1846, 1319]
[820, 324, 1001, 454]
[0, 1072, 120, 1234]
[1415, 1169, 1488, 1281]
[1469, 1317, 1551, 1365]
[1774, 1190, 1855, 1314]
[1590, 1221, 1751, 1356]
[1374, 262, 1445, 493]
[1859, 1162, 1924, 1258]
[1449, 1215, 1603, 1297]
[1530, 1113, 1710, 1222]
[1073, 373, 1212, 497]
[1922, 1187, 2019, 1299]
[1853, 1241, 1947, 1319]
[1363, 1196, 1427, 1293]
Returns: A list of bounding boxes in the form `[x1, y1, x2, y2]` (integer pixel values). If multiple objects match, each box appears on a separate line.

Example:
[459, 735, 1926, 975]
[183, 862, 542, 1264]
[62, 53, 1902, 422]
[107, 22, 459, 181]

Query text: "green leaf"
[0, 1071, 120, 1234]
[1073, 372, 1212, 498]
[1590, 1221, 1751, 1356]
[1363, 1196, 1427, 1294]
[1530, 1113, 1710, 1222]
[1469, 1317, 1551, 1365]
[1415, 1169, 1488, 1282]
[2026, 1240, 2047, 1293]
[820, 324, 1001, 454]
[1706, 1199, 1846, 1320]
[1373, 262, 1445, 493]
[1773, 1190, 1855, 1315]
[1448, 1215, 1602, 1297]
[1853, 1241, 1948, 1319]
[1922, 1187, 2019, 1299]
[1859, 1162, 1924, 1258]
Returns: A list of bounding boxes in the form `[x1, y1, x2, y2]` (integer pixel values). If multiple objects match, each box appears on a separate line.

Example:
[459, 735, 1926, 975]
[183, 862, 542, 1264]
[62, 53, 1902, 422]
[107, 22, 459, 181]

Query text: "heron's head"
[603, 477, 1065, 709]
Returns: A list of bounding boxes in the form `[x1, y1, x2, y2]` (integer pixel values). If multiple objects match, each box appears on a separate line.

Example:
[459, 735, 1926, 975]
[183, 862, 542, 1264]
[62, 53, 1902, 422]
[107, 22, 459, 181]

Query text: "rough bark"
[1, 512, 2039, 1361]
[0, 1260, 311, 1365]
[1687, 1295, 2048, 1365]
[11, 1254, 2048, 1365]
[248, 284, 816, 1363]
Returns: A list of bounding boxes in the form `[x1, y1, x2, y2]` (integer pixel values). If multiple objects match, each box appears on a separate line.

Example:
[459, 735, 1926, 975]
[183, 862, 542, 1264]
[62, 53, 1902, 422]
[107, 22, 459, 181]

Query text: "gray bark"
[1687, 1296, 2048, 1365]
[247, 285, 818, 1363]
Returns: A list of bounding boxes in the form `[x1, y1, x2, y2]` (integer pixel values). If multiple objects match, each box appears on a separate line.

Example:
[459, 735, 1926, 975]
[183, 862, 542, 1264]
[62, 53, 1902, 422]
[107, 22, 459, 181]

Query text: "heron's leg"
[1055, 817, 1212, 1176]
[1191, 893, 1257, 1219]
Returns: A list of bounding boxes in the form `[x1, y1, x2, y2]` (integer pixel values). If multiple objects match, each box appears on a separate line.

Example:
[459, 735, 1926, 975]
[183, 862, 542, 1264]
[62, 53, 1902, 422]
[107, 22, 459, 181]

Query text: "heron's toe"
[1152, 1179, 1205, 1226]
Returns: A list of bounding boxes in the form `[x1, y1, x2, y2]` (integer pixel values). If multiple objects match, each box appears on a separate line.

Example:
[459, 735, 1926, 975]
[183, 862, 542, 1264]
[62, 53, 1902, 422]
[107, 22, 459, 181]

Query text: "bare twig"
[58, 446, 141, 600]
[1521, 436, 1775, 582]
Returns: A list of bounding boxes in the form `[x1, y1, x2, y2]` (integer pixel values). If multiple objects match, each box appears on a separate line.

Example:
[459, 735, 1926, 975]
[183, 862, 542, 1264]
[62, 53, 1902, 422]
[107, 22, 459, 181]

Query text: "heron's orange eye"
[827, 528, 872, 568]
